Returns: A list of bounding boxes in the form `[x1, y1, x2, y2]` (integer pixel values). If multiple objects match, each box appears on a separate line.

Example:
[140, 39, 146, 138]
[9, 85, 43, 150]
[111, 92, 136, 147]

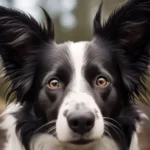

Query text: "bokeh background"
[0, 0, 149, 149]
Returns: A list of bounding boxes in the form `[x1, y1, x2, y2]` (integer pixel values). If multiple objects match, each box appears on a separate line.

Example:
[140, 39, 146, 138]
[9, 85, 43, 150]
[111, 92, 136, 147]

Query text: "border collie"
[0, 0, 150, 150]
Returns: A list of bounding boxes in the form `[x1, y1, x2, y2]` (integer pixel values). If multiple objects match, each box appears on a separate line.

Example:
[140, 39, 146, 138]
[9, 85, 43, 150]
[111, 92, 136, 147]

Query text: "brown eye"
[95, 76, 108, 87]
[48, 79, 60, 89]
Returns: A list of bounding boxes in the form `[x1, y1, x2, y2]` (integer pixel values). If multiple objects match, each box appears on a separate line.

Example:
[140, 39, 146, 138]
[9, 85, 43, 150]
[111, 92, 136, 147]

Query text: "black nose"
[67, 110, 95, 134]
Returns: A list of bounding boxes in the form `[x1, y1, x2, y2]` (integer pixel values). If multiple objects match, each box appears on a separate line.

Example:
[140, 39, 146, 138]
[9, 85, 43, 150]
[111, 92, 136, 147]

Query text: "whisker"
[103, 117, 124, 131]
[105, 121, 124, 135]
[104, 127, 113, 140]
[47, 126, 56, 133]
[34, 120, 56, 133]
[109, 125, 123, 145]
[105, 121, 123, 146]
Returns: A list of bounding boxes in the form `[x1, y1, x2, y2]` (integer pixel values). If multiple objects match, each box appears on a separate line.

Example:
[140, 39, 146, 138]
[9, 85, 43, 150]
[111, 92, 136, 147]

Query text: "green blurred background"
[0, 0, 149, 149]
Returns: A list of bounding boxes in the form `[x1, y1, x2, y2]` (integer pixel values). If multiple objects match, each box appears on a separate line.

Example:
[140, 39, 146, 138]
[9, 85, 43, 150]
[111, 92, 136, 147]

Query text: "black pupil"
[51, 80, 59, 87]
[98, 78, 105, 84]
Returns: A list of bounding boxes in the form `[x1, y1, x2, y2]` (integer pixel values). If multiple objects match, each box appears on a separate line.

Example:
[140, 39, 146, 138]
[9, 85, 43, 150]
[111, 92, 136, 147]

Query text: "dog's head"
[0, 0, 150, 149]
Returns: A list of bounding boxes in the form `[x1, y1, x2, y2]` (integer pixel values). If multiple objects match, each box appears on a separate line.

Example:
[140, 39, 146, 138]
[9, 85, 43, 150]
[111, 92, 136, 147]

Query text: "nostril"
[86, 119, 94, 128]
[67, 110, 95, 134]
[70, 119, 79, 128]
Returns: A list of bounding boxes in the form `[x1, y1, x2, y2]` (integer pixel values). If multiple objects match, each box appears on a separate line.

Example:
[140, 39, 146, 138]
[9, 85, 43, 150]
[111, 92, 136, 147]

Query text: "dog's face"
[34, 40, 123, 143]
[0, 0, 150, 149]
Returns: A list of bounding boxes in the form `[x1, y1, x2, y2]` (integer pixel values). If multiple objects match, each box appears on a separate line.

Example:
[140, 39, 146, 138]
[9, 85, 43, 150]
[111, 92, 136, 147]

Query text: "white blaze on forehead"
[66, 41, 89, 91]
[56, 42, 105, 143]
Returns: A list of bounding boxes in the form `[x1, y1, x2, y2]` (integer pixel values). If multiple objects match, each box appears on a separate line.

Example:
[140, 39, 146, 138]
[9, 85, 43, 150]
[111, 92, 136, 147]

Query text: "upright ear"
[93, 0, 150, 103]
[0, 6, 54, 103]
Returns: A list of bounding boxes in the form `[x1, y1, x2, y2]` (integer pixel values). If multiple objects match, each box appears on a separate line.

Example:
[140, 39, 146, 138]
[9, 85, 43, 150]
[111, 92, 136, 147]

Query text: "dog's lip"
[70, 139, 94, 145]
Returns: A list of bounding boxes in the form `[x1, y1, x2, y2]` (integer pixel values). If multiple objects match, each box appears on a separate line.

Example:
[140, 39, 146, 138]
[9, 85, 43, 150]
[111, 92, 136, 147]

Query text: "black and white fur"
[0, 0, 150, 150]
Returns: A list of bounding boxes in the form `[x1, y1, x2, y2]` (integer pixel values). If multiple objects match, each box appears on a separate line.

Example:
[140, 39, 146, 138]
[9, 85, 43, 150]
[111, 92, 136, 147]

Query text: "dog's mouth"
[70, 139, 94, 145]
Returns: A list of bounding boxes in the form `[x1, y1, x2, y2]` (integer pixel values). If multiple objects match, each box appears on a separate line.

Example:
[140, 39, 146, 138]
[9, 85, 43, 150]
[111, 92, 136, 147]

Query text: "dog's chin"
[69, 139, 95, 145]
[58, 139, 96, 148]
[56, 129, 103, 146]
[56, 136, 100, 146]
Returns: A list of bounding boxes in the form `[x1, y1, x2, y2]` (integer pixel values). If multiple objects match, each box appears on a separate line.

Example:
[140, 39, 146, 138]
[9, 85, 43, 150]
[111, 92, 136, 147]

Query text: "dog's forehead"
[41, 41, 114, 76]
[63, 41, 113, 69]
[65, 41, 89, 69]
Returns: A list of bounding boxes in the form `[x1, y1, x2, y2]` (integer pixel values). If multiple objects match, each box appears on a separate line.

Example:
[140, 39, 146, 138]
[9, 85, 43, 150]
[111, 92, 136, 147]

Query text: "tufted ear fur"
[93, 0, 150, 104]
[0, 6, 54, 103]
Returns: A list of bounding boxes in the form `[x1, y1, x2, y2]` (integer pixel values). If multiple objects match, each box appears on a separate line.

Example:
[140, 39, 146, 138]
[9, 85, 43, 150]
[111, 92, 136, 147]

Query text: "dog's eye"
[48, 79, 61, 89]
[95, 76, 108, 87]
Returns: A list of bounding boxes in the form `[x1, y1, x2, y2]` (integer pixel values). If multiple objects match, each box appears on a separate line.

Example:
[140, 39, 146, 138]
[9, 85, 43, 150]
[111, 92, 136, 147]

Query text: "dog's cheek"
[99, 88, 122, 117]
[34, 90, 53, 118]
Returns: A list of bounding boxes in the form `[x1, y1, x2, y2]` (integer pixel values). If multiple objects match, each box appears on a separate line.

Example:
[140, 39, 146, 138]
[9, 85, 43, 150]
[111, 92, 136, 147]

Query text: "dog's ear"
[0, 6, 54, 103]
[93, 0, 150, 103]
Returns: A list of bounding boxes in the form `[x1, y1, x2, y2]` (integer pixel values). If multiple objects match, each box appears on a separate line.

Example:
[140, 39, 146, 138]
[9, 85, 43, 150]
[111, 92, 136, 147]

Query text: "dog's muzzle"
[56, 92, 104, 145]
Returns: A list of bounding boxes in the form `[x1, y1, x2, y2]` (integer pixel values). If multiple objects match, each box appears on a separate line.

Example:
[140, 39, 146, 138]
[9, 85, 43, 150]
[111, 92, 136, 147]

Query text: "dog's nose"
[67, 110, 95, 134]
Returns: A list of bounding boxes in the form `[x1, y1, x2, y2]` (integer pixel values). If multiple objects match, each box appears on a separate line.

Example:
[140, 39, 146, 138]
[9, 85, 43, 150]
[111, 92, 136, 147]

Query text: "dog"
[0, 0, 150, 150]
